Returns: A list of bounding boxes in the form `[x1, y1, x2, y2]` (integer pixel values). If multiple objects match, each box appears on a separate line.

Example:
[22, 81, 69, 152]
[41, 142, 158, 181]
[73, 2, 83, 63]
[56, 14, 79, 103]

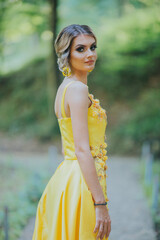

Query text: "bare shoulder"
[68, 80, 88, 91]
[67, 81, 88, 103]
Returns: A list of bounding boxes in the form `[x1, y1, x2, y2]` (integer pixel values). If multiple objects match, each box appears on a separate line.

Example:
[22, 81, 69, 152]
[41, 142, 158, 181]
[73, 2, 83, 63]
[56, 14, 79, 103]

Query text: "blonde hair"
[54, 24, 97, 72]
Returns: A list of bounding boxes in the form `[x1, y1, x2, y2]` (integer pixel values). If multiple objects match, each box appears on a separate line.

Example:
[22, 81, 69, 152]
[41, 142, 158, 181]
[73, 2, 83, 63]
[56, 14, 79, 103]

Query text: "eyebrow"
[75, 41, 96, 48]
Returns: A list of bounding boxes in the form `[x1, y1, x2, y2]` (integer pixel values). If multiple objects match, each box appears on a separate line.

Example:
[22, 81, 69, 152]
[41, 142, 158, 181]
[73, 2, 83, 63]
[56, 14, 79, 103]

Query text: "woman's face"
[69, 34, 97, 73]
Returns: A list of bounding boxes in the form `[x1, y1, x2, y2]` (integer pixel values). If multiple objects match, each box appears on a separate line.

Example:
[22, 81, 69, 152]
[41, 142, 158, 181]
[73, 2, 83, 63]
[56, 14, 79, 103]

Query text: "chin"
[88, 67, 94, 71]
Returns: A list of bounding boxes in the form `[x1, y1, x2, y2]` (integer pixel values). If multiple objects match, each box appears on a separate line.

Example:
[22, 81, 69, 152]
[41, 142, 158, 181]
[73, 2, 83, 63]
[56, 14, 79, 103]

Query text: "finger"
[108, 220, 111, 235]
[105, 220, 111, 238]
[96, 222, 104, 240]
[101, 221, 108, 239]
[93, 220, 100, 233]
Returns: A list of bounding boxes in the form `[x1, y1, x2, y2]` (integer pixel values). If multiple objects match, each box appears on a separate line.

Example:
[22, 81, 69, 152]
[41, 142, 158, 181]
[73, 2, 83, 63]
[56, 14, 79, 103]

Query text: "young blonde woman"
[32, 24, 111, 240]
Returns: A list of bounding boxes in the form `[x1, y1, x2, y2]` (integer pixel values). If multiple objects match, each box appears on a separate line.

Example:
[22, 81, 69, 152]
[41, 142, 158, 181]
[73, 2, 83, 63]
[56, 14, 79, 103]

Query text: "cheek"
[71, 52, 85, 63]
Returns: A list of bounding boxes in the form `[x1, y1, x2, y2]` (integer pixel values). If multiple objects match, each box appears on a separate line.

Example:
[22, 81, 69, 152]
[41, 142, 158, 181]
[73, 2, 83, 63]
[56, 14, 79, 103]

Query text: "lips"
[85, 60, 94, 63]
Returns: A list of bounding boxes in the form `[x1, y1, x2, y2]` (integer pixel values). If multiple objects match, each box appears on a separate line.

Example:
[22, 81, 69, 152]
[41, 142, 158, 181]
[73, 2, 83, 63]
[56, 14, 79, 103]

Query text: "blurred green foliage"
[0, 57, 59, 141]
[0, 171, 49, 240]
[140, 158, 160, 232]
[0, 0, 160, 151]
[93, 6, 160, 154]
[96, 7, 160, 99]
[0, 0, 51, 73]
[114, 88, 160, 141]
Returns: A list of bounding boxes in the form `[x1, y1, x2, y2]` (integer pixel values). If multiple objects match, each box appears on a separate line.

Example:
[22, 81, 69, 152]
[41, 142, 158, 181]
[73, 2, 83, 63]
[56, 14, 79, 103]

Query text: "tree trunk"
[47, 0, 61, 118]
[49, 0, 61, 88]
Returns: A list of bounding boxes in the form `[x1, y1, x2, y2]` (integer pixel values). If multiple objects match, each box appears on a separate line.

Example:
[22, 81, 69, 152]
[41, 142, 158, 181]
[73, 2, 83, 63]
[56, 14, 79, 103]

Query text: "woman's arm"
[67, 82, 106, 204]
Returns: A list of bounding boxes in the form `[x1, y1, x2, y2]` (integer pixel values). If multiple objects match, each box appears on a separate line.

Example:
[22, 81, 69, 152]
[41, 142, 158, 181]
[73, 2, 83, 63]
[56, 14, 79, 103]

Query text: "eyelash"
[76, 44, 97, 52]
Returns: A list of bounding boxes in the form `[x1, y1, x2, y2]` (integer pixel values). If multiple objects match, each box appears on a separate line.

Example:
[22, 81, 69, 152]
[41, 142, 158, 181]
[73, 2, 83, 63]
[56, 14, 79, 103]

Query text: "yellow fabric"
[32, 81, 109, 240]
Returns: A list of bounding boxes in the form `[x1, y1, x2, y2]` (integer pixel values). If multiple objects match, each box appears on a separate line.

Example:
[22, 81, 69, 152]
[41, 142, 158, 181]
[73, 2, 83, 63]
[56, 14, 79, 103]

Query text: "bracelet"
[94, 201, 108, 206]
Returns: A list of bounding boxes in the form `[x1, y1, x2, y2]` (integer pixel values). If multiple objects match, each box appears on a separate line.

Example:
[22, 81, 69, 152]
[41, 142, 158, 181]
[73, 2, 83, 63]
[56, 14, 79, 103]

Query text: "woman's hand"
[93, 205, 111, 240]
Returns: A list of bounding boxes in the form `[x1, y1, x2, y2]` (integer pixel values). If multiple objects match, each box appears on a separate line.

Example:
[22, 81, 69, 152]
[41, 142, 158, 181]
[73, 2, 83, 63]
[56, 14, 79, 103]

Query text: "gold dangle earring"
[62, 65, 72, 77]
[88, 69, 93, 72]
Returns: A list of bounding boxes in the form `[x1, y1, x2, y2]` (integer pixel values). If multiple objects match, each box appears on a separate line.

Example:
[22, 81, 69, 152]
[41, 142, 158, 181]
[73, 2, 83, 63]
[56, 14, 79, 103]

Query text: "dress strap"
[61, 81, 75, 118]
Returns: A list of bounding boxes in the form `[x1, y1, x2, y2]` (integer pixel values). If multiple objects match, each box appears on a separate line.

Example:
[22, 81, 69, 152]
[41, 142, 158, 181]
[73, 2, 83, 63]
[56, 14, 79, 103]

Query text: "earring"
[62, 66, 72, 77]
[88, 69, 93, 72]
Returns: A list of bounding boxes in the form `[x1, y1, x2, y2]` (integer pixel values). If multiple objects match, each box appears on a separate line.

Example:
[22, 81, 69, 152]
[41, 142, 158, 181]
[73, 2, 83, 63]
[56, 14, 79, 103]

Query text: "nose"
[86, 48, 94, 57]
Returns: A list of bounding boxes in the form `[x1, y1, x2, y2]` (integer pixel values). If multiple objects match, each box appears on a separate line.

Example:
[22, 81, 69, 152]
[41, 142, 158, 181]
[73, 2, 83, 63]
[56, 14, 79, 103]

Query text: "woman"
[32, 24, 111, 240]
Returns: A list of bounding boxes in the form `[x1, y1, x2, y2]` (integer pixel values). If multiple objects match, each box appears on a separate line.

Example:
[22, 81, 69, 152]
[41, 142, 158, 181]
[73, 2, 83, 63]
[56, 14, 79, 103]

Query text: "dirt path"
[18, 217, 35, 240]
[107, 156, 156, 240]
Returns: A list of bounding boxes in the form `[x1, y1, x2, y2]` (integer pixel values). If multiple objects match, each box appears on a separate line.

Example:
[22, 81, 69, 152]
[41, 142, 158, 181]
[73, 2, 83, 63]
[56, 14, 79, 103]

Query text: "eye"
[76, 47, 84, 52]
[76, 44, 97, 52]
[91, 44, 97, 51]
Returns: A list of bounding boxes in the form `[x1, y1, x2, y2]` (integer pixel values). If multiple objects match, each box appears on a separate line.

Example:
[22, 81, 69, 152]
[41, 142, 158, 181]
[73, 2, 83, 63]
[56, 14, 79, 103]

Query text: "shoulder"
[67, 81, 88, 106]
[68, 81, 88, 96]
[68, 81, 88, 92]
[68, 81, 88, 99]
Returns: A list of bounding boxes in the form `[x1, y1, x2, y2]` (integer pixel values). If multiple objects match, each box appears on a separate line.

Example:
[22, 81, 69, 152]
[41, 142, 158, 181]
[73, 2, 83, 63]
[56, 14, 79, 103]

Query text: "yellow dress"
[32, 81, 109, 240]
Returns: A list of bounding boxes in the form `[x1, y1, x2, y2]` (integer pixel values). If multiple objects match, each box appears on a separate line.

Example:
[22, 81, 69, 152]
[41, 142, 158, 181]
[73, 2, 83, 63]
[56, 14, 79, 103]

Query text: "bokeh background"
[0, 0, 160, 239]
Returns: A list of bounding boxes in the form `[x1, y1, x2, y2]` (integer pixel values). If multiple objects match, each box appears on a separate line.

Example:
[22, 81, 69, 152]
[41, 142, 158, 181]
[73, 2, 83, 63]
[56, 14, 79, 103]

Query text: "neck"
[67, 70, 89, 86]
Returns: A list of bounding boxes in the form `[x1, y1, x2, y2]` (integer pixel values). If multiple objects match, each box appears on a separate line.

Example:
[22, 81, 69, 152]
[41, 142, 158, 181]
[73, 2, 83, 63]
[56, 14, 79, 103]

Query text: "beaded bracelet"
[94, 201, 108, 206]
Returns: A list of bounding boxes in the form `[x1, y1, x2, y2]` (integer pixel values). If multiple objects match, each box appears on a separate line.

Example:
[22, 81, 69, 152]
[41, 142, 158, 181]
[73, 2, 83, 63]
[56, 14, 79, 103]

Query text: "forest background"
[0, 0, 160, 156]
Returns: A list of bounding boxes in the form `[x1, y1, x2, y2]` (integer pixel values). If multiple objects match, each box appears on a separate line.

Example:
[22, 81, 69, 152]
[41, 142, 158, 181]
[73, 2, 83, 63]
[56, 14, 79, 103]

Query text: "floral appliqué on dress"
[88, 93, 107, 121]
[88, 93, 109, 202]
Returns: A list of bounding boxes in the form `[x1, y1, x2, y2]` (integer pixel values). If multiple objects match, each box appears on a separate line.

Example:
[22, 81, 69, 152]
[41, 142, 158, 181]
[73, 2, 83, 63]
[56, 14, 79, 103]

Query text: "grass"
[139, 156, 160, 238]
[0, 151, 61, 240]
